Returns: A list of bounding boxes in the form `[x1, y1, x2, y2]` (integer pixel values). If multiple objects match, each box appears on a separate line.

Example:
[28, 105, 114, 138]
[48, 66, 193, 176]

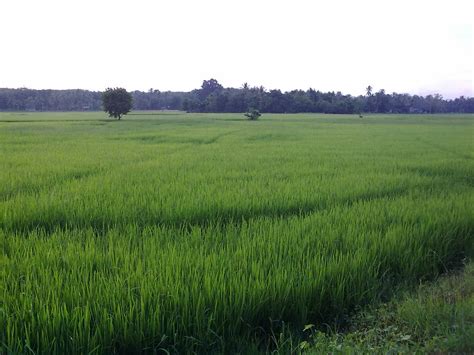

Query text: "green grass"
[1, 111, 473, 353]
[299, 261, 474, 353]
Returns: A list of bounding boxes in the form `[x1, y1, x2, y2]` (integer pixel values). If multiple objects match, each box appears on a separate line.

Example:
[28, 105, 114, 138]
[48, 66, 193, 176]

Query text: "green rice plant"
[1, 112, 473, 353]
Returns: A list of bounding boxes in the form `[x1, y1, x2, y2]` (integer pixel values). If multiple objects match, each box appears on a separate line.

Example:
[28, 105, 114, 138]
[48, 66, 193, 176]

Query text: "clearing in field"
[1, 112, 473, 353]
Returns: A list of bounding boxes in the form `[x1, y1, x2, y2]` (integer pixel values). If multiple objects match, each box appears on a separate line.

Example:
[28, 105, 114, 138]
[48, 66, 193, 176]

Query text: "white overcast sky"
[1, 0, 473, 98]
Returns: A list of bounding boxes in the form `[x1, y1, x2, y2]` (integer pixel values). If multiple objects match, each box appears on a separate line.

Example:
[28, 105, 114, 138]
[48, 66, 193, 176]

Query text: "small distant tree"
[365, 85, 374, 112]
[366, 85, 373, 97]
[102, 87, 133, 120]
[244, 108, 261, 121]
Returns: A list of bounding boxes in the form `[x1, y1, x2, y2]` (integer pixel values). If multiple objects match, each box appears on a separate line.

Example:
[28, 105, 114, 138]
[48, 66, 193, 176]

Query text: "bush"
[244, 109, 261, 121]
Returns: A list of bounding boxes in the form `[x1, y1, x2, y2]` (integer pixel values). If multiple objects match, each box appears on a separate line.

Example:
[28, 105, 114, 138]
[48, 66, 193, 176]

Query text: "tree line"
[1, 80, 473, 113]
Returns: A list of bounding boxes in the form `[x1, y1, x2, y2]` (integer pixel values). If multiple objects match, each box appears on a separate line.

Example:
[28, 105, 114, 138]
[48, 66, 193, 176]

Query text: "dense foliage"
[102, 87, 133, 120]
[1, 112, 473, 353]
[1, 79, 473, 113]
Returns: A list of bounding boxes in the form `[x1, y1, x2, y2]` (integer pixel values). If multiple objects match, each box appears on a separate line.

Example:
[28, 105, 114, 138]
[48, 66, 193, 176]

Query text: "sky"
[1, 0, 473, 98]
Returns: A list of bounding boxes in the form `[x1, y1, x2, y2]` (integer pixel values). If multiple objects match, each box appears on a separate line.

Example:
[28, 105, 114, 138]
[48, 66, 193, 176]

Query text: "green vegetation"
[299, 261, 474, 353]
[244, 109, 261, 121]
[2, 81, 474, 113]
[102, 87, 133, 120]
[1, 112, 473, 353]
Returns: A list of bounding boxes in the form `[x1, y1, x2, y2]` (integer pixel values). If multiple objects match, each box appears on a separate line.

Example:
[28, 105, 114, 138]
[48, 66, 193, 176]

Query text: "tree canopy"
[1, 81, 473, 114]
[102, 88, 133, 120]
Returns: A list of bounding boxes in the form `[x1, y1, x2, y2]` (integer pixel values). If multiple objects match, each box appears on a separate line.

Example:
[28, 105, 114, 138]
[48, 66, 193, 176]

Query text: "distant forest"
[1, 79, 473, 113]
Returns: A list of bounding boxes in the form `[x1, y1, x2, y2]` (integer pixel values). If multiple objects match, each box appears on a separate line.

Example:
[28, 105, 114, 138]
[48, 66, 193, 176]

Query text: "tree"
[102, 87, 133, 120]
[365, 85, 375, 112]
[374, 89, 389, 113]
[199, 79, 223, 100]
[366, 85, 373, 96]
[244, 108, 261, 120]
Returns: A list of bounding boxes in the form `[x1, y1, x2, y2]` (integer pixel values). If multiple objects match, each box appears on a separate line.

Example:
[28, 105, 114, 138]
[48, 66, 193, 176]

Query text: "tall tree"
[199, 79, 223, 100]
[366, 85, 373, 96]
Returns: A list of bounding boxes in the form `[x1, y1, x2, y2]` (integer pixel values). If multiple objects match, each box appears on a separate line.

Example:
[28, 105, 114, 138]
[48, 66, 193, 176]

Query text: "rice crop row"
[1, 112, 473, 353]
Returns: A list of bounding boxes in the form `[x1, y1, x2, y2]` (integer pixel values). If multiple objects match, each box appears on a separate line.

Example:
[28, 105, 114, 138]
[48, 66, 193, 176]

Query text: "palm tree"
[366, 85, 373, 97]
